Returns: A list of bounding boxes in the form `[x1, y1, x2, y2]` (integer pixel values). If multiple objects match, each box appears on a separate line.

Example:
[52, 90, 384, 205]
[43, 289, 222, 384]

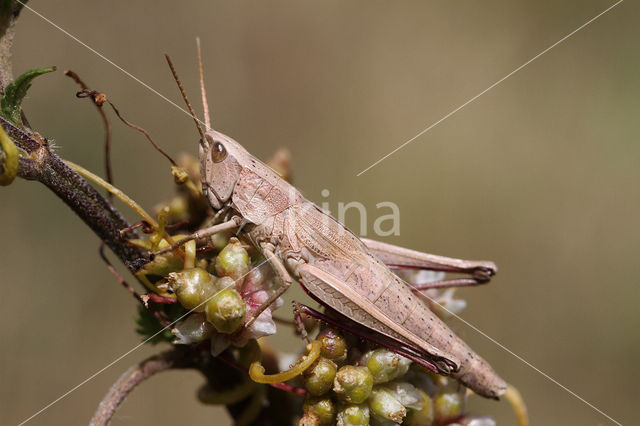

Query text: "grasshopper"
[160, 54, 507, 399]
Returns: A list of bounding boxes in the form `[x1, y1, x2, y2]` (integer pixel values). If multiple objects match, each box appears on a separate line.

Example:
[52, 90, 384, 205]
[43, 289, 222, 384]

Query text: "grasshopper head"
[200, 130, 247, 210]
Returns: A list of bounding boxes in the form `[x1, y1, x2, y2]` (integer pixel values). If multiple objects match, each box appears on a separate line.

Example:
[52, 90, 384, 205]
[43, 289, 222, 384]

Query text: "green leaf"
[135, 303, 188, 345]
[0, 66, 55, 126]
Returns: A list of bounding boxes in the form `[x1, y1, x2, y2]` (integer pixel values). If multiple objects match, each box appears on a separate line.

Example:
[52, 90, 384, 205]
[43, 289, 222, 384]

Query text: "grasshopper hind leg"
[292, 301, 442, 374]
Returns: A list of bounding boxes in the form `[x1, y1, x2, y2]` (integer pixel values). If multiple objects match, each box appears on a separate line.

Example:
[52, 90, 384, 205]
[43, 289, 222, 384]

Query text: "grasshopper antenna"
[164, 53, 208, 150]
[196, 37, 212, 131]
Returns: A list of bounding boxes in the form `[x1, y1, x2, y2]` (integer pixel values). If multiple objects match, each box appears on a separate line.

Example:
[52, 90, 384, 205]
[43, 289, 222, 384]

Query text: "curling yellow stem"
[0, 125, 18, 186]
[249, 340, 321, 384]
[504, 383, 529, 426]
[184, 240, 196, 269]
[66, 160, 157, 228]
[170, 165, 201, 199]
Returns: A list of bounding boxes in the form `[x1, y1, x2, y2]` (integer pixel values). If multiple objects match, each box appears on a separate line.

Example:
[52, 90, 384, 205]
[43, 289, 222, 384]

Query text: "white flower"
[172, 313, 214, 344]
[209, 262, 283, 356]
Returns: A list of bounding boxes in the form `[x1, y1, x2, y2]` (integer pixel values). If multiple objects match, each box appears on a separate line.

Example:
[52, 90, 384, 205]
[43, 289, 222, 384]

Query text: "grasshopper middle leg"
[243, 244, 294, 329]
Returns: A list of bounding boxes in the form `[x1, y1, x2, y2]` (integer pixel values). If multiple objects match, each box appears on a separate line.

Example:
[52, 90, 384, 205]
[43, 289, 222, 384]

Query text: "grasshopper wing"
[296, 263, 460, 375]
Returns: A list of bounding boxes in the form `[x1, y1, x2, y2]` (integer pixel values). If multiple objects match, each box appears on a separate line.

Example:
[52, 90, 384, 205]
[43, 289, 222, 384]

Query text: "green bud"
[215, 237, 250, 280]
[361, 349, 411, 384]
[317, 328, 348, 362]
[214, 276, 236, 292]
[210, 230, 231, 252]
[404, 389, 434, 426]
[164, 195, 189, 223]
[368, 387, 406, 423]
[434, 389, 464, 423]
[333, 366, 374, 404]
[304, 358, 338, 396]
[336, 404, 370, 426]
[303, 396, 336, 425]
[205, 288, 246, 333]
[168, 268, 216, 311]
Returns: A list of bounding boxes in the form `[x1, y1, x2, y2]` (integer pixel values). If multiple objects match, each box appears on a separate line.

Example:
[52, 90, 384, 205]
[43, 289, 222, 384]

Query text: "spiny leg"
[119, 220, 154, 237]
[397, 271, 492, 291]
[294, 302, 439, 374]
[292, 302, 311, 344]
[362, 237, 497, 280]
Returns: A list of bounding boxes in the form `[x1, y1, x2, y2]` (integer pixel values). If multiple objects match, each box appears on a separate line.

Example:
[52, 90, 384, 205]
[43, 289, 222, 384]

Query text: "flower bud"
[368, 386, 406, 423]
[333, 366, 374, 404]
[316, 328, 348, 362]
[434, 389, 465, 423]
[168, 268, 216, 311]
[361, 349, 411, 384]
[172, 313, 215, 344]
[210, 230, 231, 252]
[336, 404, 370, 426]
[383, 381, 423, 410]
[302, 396, 336, 425]
[404, 389, 434, 426]
[459, 416, 496, 426]
[304, 358, 338, 396]
[215, 237, 250, 281]
[205, 287, 246, 333]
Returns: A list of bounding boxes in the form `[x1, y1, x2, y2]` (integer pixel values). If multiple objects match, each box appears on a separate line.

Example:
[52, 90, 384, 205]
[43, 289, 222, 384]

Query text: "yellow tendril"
[149, 206, 170, 251]
[504, 383, 529, 426]
[249, 340, 321, 384]
[0, 125, 18, 186]
[135, 272, 175, 298]
[184, 239, 196, 269]
[238, 338, 263, 369]
[171, 165, 201, 199]
[66, 160, 176, 246]
[66, 160, 157, 228]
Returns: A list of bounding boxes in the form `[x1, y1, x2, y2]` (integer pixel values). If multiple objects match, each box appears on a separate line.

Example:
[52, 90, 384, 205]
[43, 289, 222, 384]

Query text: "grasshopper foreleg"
[152, 216, 242, 256]
[244, 245, 294, 329]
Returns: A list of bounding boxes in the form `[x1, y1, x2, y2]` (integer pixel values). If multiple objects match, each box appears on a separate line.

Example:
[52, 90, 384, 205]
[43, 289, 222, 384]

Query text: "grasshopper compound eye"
[211, 141, 228, 163]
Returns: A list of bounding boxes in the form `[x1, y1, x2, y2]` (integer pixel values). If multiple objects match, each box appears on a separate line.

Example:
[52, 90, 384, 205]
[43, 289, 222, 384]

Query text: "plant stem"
[90, 349, 191, 426]
[0, 115, 146, 271]
[0, 3, 298, 423]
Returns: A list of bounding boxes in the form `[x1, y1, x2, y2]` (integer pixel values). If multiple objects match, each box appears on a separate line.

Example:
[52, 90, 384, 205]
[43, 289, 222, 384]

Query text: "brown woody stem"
[0, 116, 146, 271]
[90, 349, 192, 426]
[0, 3, 297, 423]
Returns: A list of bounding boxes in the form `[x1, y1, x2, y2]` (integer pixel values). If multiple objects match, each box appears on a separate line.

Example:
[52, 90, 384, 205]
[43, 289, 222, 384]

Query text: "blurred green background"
[1, 1, 638, 425]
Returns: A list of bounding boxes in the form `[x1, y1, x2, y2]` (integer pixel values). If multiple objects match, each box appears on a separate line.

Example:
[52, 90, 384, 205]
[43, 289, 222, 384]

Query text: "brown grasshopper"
[160, 54, 507, 399]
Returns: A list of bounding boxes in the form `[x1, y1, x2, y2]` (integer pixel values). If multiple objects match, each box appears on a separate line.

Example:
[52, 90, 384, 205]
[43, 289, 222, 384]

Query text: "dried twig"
[90, 349, 193, 426]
